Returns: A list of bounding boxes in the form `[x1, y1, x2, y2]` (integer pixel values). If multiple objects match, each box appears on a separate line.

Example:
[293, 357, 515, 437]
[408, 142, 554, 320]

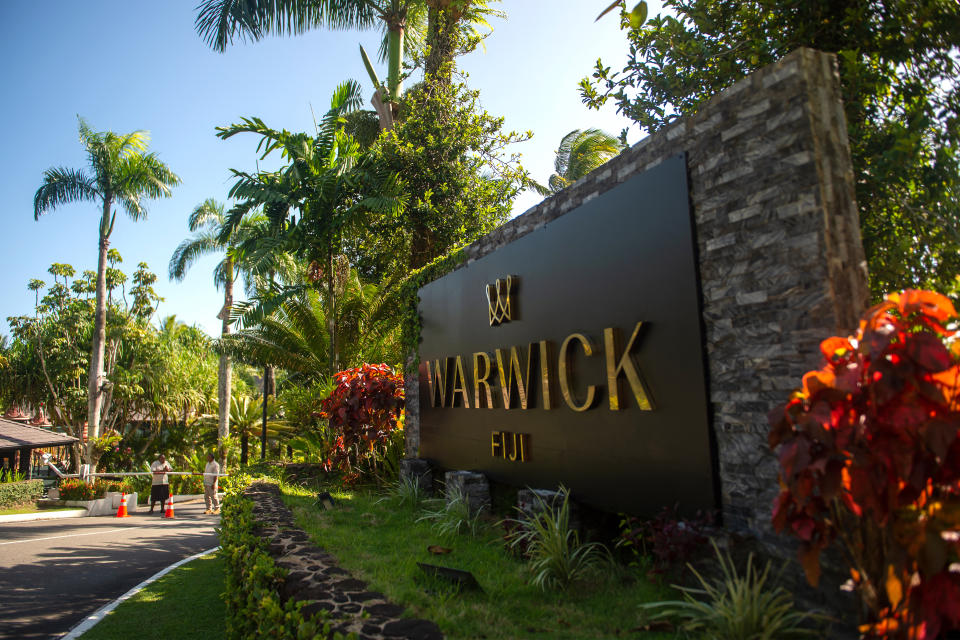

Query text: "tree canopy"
[581, 0, 960, 298]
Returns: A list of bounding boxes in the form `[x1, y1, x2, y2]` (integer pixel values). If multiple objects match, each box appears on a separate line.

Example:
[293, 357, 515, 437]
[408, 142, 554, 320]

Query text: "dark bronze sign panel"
[417, 154, 715, 515]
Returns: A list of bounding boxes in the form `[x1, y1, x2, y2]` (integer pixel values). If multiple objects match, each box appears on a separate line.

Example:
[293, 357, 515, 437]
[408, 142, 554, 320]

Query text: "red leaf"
[906, 332, 954, 373]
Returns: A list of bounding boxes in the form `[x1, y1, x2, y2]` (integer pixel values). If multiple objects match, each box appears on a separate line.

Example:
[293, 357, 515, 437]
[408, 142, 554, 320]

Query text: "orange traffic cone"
[115, 493, 130, 518]
[163, 493, 175, 519]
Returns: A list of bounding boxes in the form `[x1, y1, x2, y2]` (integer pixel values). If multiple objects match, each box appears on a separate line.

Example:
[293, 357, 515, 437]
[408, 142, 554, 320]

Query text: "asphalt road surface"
[0, 500, 220, 640]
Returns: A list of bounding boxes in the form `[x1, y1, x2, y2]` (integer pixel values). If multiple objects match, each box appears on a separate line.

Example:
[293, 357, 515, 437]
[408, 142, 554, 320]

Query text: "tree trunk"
[240, 434, 248, 466]
[218, 260, 234, 470]
[387, 22, 405, 100]
[260, 364, 274, 461]
[327, 251, 339, 374]
[425, 1, 461, 84]
[85, 198, 112, 465]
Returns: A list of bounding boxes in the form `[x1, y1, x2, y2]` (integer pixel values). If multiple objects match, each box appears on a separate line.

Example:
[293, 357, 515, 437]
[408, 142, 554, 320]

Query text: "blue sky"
[0, 1, 657, 338]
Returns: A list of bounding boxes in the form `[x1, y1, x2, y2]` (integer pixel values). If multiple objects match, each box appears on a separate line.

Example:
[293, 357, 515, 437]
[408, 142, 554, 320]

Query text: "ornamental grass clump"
[639, 540, 822, 639]
[417, 487, 484, 537]
[501, 486, 609, 591]
[769, 290, 960, 638]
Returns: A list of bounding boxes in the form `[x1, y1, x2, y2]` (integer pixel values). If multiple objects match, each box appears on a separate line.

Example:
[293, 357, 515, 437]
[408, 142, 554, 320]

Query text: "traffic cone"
[163, 493, 175, 519]
[115, 493, 130, 518]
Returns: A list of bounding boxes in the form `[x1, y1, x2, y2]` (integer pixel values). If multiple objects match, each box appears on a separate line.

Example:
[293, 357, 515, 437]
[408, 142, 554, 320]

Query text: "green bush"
[58, 478, 95, 501]
[171, 474, 204, 495]
[219, 484, 347, 640]
[0, 479, 43, 508]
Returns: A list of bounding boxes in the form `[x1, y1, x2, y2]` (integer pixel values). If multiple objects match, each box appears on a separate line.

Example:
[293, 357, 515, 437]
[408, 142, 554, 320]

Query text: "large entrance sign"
[417, 155, 716, 515]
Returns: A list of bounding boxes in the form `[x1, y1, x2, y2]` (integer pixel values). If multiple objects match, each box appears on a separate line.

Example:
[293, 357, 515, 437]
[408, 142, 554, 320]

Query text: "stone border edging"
[59, 546, 221, 640]
[246, 483, 444, 640]
[0, 509, 87, 523]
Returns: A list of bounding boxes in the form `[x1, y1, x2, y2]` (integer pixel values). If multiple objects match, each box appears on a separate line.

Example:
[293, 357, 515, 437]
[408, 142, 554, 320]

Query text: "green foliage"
[3, 260, 219, 472]
[581, 0, 960, 297]
[0, 479, 43, 509]
[365, 77, 528, 274]
[531, 128, 626, 195]
[639, 540, 822, 638]
[500, 487, 609, 591]
[219, 487, 344, 640]
[395, 245, 468, 368]
[376, 474, 427, 510]
[417, 487, 484, 538]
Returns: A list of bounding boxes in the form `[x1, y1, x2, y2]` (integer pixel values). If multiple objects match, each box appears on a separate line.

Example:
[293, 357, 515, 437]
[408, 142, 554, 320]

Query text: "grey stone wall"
[406, 48, 869, 544]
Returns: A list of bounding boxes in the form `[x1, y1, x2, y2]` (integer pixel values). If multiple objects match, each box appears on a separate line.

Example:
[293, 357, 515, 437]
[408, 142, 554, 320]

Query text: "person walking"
[199, 453, 220, 514]
[149, 454, 173, 514]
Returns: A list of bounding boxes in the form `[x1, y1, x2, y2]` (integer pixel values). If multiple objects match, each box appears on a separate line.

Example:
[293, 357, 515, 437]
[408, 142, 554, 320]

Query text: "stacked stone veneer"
[405, 47, 869, 544]
[246, 483, 443, 640]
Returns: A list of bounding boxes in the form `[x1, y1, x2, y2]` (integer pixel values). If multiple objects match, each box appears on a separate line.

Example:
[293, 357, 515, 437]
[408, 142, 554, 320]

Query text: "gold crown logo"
[486, 275, 516, 326]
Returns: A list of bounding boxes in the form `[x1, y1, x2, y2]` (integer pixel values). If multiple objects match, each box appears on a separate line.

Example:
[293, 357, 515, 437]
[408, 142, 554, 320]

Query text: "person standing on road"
[199, 453, 220, 514]
[149, 454, 173, 514]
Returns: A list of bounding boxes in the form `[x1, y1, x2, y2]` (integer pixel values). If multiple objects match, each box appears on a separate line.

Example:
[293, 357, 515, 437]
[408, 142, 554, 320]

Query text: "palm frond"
[195, 0, 377, 52]
[188, 198, 226, 231]
[168, 230, 223, 282]
[33, 167, 99, 219]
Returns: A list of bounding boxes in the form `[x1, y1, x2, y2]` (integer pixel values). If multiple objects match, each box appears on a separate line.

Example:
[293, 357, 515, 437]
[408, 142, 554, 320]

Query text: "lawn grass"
[0, 504, 79, 515]
[79, 553, 224, 640]
[280, 483, 675, 639]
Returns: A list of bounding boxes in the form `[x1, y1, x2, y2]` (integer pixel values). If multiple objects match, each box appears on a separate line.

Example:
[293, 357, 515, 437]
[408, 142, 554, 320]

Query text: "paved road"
[0, 501, 220, 640]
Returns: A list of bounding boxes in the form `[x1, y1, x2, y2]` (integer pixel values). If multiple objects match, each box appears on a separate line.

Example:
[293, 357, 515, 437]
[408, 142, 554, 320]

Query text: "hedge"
[220, 488, 349, 640]
[0, 479, 43, 509]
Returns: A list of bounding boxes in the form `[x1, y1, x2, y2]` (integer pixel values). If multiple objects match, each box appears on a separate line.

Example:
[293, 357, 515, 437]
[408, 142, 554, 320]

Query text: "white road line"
[61, 546, 221, 640]
[0, 528, 128, 546]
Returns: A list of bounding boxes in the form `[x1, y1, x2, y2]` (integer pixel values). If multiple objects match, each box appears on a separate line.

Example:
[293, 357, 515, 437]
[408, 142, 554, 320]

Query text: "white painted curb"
[0, 509, 87, 523]
[60, 545, 221, 639]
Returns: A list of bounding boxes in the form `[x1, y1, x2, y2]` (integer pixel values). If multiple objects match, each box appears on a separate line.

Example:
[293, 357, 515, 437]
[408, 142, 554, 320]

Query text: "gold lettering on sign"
[427, 358, 449, 408]
[539, 340, 554, 410]
[451, 355, 470, 408]
[604, 323, 654, 411]
[491, 431, 530, 461]
[473, 352, 494, 409]
[559, 333, 598, 412]
[496, 345, 533, 410]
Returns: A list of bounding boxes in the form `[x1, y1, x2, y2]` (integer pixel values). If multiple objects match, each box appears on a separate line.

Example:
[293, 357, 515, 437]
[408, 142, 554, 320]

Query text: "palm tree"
[217, 80, 405, 375]
[34, 117, 179, 465]
[534, 128, 626, 195]
[169, 200, 267, 468]
[195, 0, 499, 119]
[227, 395, 292, 465]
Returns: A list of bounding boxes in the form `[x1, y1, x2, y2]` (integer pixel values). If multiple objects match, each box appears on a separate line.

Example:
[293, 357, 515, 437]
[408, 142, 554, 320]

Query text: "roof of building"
[0, 418, 77, 452]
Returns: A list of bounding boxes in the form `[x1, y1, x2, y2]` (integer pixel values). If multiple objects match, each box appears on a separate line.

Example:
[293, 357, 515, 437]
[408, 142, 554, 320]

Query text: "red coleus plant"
[769, 290, 960, 638]
[318, 363, 404, 474]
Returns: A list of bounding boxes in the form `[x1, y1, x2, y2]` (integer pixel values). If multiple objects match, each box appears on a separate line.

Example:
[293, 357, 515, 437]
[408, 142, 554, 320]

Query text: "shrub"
[316, 363, 404, 478]
[618, 505, 712, 576]
[171, 474, 204, 495]
[769, 290, 960, 638]
[500, 486, 609, 591]
[639, 540, 823, 638]
[0, 479, 43, 509]
[219, 484, 343, 639]
[59, 478, 95, 501]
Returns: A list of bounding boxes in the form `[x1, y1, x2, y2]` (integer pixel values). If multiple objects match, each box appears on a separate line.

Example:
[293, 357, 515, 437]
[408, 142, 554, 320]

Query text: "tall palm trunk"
[217, 258, 234, 469]
[327, 251, 339, 374]
[386, 20, 405, 100]
[260, 364, 274, 461]
[85, 198, 112, 465]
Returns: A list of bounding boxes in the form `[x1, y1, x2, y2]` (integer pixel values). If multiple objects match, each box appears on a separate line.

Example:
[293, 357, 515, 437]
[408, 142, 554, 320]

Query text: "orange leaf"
[427, 545, 452, 555]
[802, 369, 836, 396]
[885, 564, 903, 610]
[799, 544, 822, 587]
